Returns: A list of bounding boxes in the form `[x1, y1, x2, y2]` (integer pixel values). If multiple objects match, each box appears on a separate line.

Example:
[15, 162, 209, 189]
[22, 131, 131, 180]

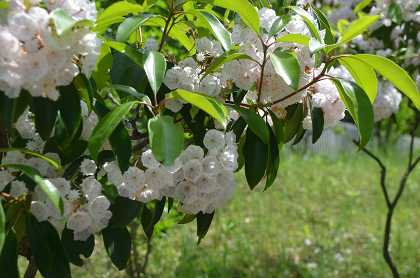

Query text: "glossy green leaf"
[268, 110, 284, 146]
[0, 230, 19, 278]
[213, 0, 260, 34]
[234, 107, 270, 144]
[291, 7, 321, 41]
[32, 97, 58, 141]
[109, 124, 132, 172]
[144, 51, 167, 96]
[61, 228, 94, 267]
[50, 9, 76, 35]
[276, 34, 310, 46]
[109, 197, 143, 228]
[270, 49, 301, 90]
[197, 212, 214, 244]
[333, 79, 373, 147]
[312, 7, 335, 45]
[178, 214, 196, 224]
[0, 202, 4, 253]
[88, 101, 138, 160]
[0, 91, 31, 131]
[148, 116, 184, 166]
[2, 164, 64, 214]
[198, 11, 232, 51]
[171, 89, 229, 128]
[354, 0, 373, 13]
[102, 227, 131, 270]
[338, 56, 378, 103]
[0, 148, 61, 170]
[352, 54, 420, 110]
[26, 215, 71, 278]
[244, 128, 268, 189]
[311, 107, 324, 144]
[270, 15, 291, 36]
[264, 127, 280, 190]
[284, 104, 304, 143]
[95, 2, 146, 33]
[326, 15, 380, 52]
[58, 84, 82, 141]
[116, 15, 154, 42]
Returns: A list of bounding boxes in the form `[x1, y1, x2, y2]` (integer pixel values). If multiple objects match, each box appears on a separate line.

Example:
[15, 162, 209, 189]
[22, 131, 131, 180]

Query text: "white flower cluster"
[0, 148, 112, 241]
[107, 129, 238, 214]
[164, 8, 320, 114]
[373, 0, 420, 25]
[0, 0, 101, 100]
[164, 38, 226, 112]
[373, 81, 402, 122]
[223, 8, 316, 109]
[302, 67, 348, 130]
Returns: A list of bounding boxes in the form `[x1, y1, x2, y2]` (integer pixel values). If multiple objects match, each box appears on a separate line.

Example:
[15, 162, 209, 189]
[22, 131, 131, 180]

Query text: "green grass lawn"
[44, 150, 420, 277]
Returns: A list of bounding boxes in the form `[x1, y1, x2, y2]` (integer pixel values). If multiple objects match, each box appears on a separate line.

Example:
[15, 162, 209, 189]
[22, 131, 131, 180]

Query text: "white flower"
[203, 129, 225, 150]
[9, 180, 28, 197]
[141, 149, 161, 169]
[165, 98, 184, 113]
[123, 167, 145, 187]
[31, 201, 49, 222]
[67, 211, 93, 232]
[49, 178, 71, 196]
[80, 159, 97, 176]
[373, 82, 402, 121]
[0, 170, 15, 191]
[88, 196, 111, 218]
[81, 177, 102, 201]
[182, 159, 203, 183]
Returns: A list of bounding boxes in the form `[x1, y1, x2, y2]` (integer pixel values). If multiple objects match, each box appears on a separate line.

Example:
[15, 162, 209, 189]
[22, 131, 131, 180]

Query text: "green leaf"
[113, 85, 151, 104]
[148, 116, 184, 166]
[0, 148, 61, 170]
[351, 54, 420, 110]
[106, 41, 144, 67]
[276, 34, 310, 46]
[2, 164, 64, 214]
[0, 202, 4, 253]
[50, 9, 76, 35]
[333, 79, 373, 147]
[103, 227, 131, 270]
[284, 104, 304, 143]
[197, 212, 214, 244]
[312, 6, 335, 45]
[197, 11, 232, 51]
[338, 56, 378, 103]
[171, 89, 228, 128]
[244, 128, 268, 189]
[325, 15, 380, 52]
[270, 15, 291, 36]
[311, 107, 324, 144]
[264, 127, 280, 190]
[291, 7, 321, 41]
[144, 51, 167, 96]
[88, 101, 138, 160]
[270, 49, 301, 90]
[26, 215, 71, 278]
[268, 110, 284, 146]
[116, 15, 154, 42]
[31, 97, 58, 141]
[58, 83, 82, 141]
[61, 228, 94, 267]
[213, 0, 260, 34]
[178, 214, 196, 224]
[95, 2, 146, 33]
[0, 230, 19, 278]
[234, 107, 270, 144]
[109, 124, 132, 172]
[354, 0, 373, 13]
[0, 91, 31, 131]
[109, 197, 143, 228]
[204, 51, 255, 77]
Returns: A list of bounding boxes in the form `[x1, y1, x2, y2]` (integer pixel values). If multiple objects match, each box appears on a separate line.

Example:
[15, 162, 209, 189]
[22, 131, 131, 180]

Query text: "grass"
[33, 148, 420, 277]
